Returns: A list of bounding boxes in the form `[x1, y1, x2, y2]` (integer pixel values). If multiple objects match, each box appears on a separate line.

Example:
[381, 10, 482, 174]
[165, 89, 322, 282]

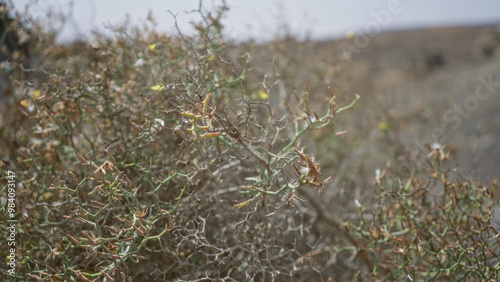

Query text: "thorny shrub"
[1, 2, 499, 281]
[1, 3, 359, 281]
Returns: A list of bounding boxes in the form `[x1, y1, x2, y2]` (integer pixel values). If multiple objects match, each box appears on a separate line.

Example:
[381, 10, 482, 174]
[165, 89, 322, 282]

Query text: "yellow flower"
[148, 43, 156, 51]
[378, 121, 388, 131]
[150, 84, 165, 91]
[258, 90, 268, 100]
[345, 30, 356, 39]
[20, 100, 29, 108]
[20, 99, 35, 112]
[32, 89, 41, 98]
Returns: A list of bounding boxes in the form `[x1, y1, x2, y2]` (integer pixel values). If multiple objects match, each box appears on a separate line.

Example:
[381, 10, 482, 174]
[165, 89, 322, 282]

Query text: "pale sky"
[11, 0, 500, 43]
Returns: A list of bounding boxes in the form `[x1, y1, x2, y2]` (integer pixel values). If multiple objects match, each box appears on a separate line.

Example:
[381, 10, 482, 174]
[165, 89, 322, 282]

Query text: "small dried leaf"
[201, 132, 220, 138]
[335, 130, 347, 136]
[294, 148, 307, 161]
[74, 150, 87, 165]
[105, 151, 116, 164]
[69, 171, 78, 184]
[234, 198, 253, 208]
[234, 194, 260, 208]
[58, 239, 66, 252]
[90, 200, 107, 207]
[168, 213, 174, 230]
[313, 110, 320, 121]
[124, 175, 133, 188]
[67, 234, 81, 246]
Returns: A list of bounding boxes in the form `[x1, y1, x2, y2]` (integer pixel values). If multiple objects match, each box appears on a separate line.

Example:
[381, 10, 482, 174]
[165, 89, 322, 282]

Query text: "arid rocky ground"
[343, 25, 500, 182]
[233, 25, 500, 186]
